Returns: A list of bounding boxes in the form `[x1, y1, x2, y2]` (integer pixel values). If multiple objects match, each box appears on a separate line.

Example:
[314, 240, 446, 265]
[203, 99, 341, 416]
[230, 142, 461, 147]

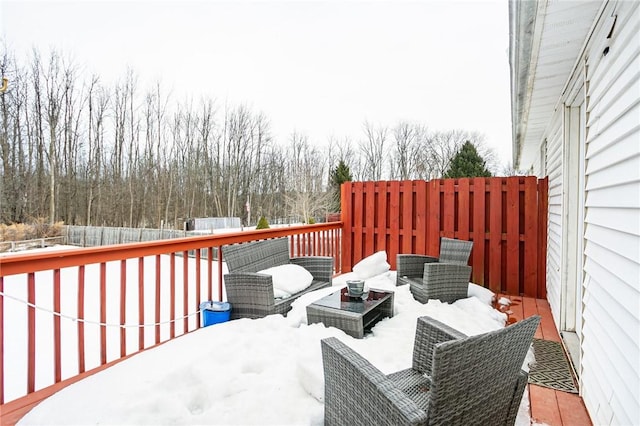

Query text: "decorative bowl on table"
[346, 279, 365, 298]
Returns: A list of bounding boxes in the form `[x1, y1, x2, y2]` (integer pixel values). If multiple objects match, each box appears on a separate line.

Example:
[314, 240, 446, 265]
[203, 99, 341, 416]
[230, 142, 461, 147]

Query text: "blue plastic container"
[200, 301, 231, 327]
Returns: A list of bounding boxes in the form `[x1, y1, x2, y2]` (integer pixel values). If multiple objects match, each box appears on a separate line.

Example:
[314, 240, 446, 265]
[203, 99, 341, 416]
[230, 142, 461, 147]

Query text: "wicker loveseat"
[223, 237, 333, 319]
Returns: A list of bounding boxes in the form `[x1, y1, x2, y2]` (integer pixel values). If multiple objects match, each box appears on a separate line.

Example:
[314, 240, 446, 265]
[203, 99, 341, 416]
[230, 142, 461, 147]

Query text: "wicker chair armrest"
[224, 271, 273, 287]
[290, 256, 334, 283]
[397, 254, 438, 278]
[412, 316, 466, 376]
[321, 337, 428, 426]
[223, 272, 275, 319]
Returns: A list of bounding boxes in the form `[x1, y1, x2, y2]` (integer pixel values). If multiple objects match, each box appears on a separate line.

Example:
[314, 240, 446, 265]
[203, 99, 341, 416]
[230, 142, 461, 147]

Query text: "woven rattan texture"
[396, 237, 473, 288]
[321, 315, 541, 426]
[223, 238, 332, 319]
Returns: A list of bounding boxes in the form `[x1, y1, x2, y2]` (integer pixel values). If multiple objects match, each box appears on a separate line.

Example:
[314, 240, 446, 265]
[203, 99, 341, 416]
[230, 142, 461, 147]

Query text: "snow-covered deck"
[2, 292, 591, 426]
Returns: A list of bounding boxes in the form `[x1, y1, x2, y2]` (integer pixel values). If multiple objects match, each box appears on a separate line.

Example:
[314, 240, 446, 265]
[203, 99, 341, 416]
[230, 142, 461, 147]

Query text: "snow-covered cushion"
[273, 287, 291, 299]
[258, 264, 314, 296]
[468, 282, 495, 305]
[352, 251, 390, 279]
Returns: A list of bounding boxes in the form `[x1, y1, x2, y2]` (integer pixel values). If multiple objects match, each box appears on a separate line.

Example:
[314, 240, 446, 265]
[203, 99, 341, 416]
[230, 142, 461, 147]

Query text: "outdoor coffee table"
[306, 287, 394, 338]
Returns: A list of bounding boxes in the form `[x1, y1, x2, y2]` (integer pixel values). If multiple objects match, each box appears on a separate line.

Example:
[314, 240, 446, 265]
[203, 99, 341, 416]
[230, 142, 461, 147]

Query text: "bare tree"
[220, 105, 270, 219]
[426, 130, 471, 178]
[326, 135, 358, 178]
[152, 82, 171, 227]
[1, 45, 512, 230]
[0, 47, 23, 222]
[125, 70, 141, 227]
[390, 122, 424, 180]
[253, 144, 286, 222]
[85, 75, 108, 225]
[283, 132, 330, 222]
[222, 105, 251, 217]
[410, 124, 435, 180]
[498, 162, 527, 177]
[58, 57, 85, 225]
[359, 121, 388, 180]
[196, 98, 216, 216]
[39, 50, 67, 224]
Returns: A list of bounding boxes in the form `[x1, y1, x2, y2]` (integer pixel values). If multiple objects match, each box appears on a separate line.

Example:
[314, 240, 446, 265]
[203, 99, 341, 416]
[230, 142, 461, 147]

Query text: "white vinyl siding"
[544, 111, 564, 326]
[581, 2, 640, 425]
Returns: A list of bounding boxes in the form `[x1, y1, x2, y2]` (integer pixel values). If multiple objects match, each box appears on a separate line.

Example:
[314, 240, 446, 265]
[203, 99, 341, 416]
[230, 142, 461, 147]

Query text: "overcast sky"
[1, 0, 513, 166]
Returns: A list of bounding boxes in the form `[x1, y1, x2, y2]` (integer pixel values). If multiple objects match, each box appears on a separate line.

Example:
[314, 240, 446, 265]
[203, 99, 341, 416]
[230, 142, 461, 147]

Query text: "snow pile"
[19, 269, 535, 426]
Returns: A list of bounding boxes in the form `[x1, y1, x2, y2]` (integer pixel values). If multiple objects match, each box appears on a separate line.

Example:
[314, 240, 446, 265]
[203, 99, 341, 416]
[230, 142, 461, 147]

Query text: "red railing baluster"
[138, 257, 144, 351]
[53, 268, 61, 383]
[207, 247, 213, 302]
[99, 263, 107, 366]
[183, 250, 189, 333]
[27, 272, 35, 394]
[0, 276, 4, 405]
[170, 253, 176, 339]
[120, 260, 126, 358]
[77, 266, 85, 374]
[155, 254, 161, 345]
[195, 249, 201, 329]
[217, 248, 223, 303]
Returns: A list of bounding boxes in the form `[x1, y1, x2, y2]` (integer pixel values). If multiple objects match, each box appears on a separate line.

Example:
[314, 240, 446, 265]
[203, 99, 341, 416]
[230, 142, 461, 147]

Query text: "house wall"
[545, 112, 564, 328]
[581, 2, 639, 424]
[533, 1, 640, 424]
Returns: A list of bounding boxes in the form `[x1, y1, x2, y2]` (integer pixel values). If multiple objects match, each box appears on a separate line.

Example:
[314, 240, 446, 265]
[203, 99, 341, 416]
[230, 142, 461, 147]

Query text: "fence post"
[524, 177, 538, 296]
[414, 180, 428, 257]
[376, 181, 388, 262]
[457, 178, 470, 241]
[427, 179, 440, 256]
[505, 177, 520, 295]
[537, 177, 549, 299]
[341, 182, 353, 273]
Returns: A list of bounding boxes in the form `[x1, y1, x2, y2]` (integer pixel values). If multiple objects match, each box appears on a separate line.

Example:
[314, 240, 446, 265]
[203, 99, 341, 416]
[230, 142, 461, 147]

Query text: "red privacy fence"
[341, 176, 548, 298]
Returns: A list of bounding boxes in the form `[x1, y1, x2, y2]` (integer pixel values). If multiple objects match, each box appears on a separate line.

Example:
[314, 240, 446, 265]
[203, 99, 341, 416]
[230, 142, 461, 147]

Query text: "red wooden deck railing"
[0, 223, 342, 412]
[341, 176, 548, 298]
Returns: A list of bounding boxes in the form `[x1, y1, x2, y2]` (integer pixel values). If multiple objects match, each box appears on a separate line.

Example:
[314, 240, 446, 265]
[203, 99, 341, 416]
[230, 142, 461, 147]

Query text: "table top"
[309, 286, 393, 315]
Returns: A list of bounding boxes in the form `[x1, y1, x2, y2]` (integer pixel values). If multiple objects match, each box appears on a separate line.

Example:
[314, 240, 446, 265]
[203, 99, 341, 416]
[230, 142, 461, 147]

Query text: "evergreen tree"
[329, 160, 353, 212]
[444, 141, 492, 178]
[256, 216, 270, 229]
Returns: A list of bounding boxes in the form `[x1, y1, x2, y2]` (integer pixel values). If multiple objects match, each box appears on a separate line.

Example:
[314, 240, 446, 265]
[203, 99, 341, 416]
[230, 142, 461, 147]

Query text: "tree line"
[0, 47, 498, 228]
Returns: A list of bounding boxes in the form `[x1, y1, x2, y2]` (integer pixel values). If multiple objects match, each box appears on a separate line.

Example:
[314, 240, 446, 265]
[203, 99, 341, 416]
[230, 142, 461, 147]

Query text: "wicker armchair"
[223, 238, 333, 320]
[397, 237, 473, 287]
[321, 314, 541, 426]
[407, 263, 472, 304]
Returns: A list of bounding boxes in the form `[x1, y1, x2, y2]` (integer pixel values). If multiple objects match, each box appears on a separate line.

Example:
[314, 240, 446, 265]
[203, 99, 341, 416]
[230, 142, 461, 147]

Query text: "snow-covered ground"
[4, 245, 534, 425]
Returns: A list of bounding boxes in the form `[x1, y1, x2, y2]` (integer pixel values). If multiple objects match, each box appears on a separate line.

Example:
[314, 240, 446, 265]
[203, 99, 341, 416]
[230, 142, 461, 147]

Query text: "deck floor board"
[502, 294, 591, 426]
